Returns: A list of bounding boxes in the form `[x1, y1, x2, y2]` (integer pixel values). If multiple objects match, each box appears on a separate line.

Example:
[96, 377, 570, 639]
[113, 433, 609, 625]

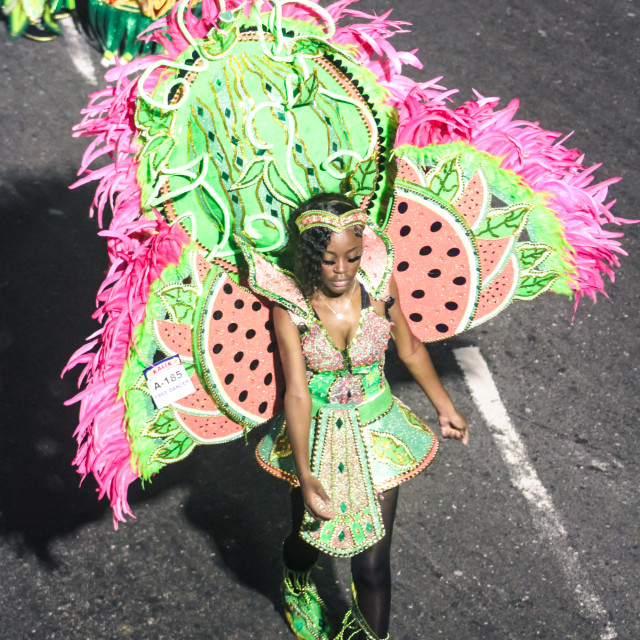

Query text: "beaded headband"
[295, 208, 369, 233]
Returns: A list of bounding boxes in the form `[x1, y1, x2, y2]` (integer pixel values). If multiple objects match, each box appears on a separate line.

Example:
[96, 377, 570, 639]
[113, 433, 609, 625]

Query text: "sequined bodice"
[297, 299, 391, 405]
[301, 308, 391, 373]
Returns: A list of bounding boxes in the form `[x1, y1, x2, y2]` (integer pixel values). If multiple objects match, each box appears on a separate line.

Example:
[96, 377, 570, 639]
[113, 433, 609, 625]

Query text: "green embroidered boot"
[333, 585, 389, 640]
[282, 566, 332, 640]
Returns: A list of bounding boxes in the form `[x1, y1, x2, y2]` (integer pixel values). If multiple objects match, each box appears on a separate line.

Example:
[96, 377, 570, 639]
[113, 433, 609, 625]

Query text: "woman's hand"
[438, 410, 469, 445]
[300, 475, 336, 521]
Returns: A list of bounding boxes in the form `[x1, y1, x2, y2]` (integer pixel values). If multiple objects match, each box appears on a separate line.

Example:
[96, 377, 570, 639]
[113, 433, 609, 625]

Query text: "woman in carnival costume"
[3, 0, 73, 40]
[257, 192, 467, 638]
[65, 0, 631, 637]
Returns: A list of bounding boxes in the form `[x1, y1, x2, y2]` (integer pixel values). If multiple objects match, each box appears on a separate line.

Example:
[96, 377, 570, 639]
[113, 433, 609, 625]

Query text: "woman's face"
[320, 227, 363, 296]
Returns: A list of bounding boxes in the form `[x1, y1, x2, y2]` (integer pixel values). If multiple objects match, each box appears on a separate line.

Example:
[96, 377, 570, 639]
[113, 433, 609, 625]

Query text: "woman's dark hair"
[292, 193, 361, 296]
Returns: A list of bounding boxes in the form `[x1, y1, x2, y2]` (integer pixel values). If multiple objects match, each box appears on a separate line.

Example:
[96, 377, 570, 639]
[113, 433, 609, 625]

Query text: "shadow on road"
[0, 175, 110, 563]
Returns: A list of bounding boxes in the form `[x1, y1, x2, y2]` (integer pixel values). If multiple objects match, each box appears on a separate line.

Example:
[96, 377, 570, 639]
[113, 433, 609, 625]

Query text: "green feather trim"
[119, 245, 197, 480]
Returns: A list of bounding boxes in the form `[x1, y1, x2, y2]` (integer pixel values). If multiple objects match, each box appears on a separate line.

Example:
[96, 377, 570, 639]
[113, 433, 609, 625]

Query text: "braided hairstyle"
[292, 193, 362, 297]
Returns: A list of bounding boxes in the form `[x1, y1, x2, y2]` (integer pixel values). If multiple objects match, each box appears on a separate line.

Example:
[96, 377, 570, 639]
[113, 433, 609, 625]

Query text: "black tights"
[283, 486, 399, 638]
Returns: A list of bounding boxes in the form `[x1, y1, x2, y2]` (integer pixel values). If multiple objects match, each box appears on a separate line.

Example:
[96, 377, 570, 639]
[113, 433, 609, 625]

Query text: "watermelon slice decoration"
[395, 156, 427, 187]
[476, 236, 516, 287]
[124, 247, 286, 483]
[470, 254, 520, 327]
[386, 182, 480, 342]
[194, 265, 284, 428]
[385, 152, 562, 340]
[147, 253, 258, 445]
[173, 408, 238, 444]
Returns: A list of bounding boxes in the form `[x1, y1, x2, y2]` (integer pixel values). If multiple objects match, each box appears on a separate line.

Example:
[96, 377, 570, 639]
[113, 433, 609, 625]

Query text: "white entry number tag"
[144, 355, 195, 409]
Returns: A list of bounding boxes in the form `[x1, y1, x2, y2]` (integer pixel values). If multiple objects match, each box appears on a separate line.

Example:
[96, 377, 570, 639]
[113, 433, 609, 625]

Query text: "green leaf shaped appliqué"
[426, 156, 462, 203]
[232, 157, 266, 191]
[291, 70, 319, 108]
[143, 409, 181, 439]
[517, 242, 553, 272]
[142, 134, 177, 175]
[349, 154, 379, 198]
[159, 285, 199, 323]
[200, 19, 238, 60]
[136, 100, 175, 136]
[265, 158, 300, 206]
[371, 432, 416, 469]
[150, 430, 196, 465]
[476, 204, 533, 239]
[515, 271, 560, 300]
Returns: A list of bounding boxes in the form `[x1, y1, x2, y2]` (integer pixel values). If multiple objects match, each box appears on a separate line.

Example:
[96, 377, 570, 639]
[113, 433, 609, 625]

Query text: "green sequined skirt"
[256, 384, 438, 556]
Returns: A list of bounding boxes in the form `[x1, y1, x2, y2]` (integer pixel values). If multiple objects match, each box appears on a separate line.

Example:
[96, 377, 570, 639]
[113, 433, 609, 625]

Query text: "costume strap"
[296, 209, 370, 234]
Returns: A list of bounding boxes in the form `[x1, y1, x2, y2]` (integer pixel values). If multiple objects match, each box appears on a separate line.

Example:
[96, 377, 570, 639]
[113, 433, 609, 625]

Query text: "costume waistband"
[310, 383, 393, 425]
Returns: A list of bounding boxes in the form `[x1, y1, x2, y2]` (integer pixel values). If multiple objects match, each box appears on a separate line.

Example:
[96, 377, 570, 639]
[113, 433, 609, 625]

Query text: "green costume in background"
[3, 0, 74, 40]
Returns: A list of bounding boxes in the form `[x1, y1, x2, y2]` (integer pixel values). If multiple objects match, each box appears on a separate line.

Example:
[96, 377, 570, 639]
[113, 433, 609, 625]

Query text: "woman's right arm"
[273, 305, 335, 521]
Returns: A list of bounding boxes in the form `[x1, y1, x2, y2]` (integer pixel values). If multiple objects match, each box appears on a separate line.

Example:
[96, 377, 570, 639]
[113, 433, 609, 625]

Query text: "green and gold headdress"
[295, 209, 370, 234]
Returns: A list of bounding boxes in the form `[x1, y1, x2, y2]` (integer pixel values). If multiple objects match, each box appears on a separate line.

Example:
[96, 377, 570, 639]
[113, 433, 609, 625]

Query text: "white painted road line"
[453, 346, 617, 640]
[59, 18, 98, 86]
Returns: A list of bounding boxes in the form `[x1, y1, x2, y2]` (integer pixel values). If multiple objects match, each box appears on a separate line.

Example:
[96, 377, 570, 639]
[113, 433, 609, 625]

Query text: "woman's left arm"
[386, 275, 469, 444]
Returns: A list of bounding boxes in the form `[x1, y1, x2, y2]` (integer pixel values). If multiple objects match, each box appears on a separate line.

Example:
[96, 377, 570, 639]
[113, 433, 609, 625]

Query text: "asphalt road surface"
[0, 1, 638, 639]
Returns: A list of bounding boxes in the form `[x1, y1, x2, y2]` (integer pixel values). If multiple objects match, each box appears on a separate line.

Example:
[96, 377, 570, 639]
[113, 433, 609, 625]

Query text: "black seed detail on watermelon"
[250, 359, 259, 371]
[228, 322, 238, 332]
[430, 221, 442, 232]
[265, 320, 274, 331]
[223, 283, 233, 294]
[212, 343, 223, 354]
[428, 269, 441, 278]
[447, 248, 461, 257]
[411, 290, 425, 299]
[252, 301, 262, 311]
[213, 310, 223, 320]
[234, 352, 244, 363]
[436, 323, 449, 333]
[400, 225, 411, 237]
[225, 373, 234, 384]
[259, 402, 268, 414]
[246, 329, 256, 339]
[409, 313, 423, 322]
[445, 301, 459, 310]
[419, 246, 432, 256]
[239, 390, 248, 402]
[453, 277, 467, 285]
[267, 342, 276, 353]
[397, 261, 409, 272]
[264, 372, 273, 385]
[397, 201, 408, 214]
[234, 299, 244, 309]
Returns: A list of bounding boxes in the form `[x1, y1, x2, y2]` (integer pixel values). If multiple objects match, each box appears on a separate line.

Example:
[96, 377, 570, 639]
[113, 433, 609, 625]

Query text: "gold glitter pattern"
[300, 407, 384, 556]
